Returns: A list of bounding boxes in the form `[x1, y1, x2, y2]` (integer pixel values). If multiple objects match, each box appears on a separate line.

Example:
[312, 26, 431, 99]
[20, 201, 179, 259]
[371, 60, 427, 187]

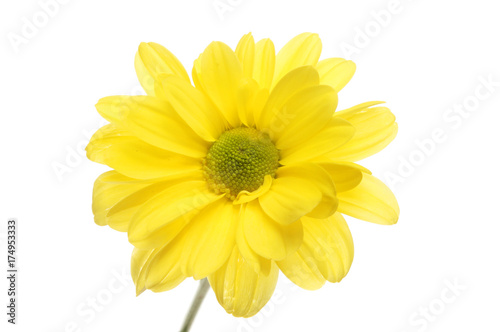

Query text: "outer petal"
[201, 41, 243, 127]
[192, 53, 204, 92]
[236, 77, 268, 128]
[259, 177, 322, 225]
[301, 213, 354, 282]
[242, 200, 303, 260]
[86, 124, 201, 179]
[317, 161, 370, 192]
[328, 104, 398, 161]
[279, 117, 354, 165]
[272, 33, 322, 88]
[135, 42, 190, 96]
[272, 85, 338, 151]
[208, 247, 279, 318]
[128, 178, 223, 248]
[155, 75, 225, 141]
[103, 173, 199, 234]
[235, 206, 272, 276]
[337, 173, 399, 225]
[252, 38, 275, 90]
[143, 236, 186, 292]
[277, 251, 326, 290]
[256, 66, 319, 130]
[316, 58, 356, 92]
[131, 247, 161, 295]
[278, 212, 353, 289]
[235, 33, 255, 78]
[95, 95, 209, 158]
[92, 171, 155, 231]
[338, 101, 385, 114]
[276, 163, 338, 220]
[180, 199, 238, 279]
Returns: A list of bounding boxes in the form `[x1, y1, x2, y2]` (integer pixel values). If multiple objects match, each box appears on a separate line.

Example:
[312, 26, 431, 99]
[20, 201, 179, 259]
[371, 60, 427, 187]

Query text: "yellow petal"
[180, 199, 238, 279]
[329, 104, 398, 161]
[86, 124, 201, 179]
[279, 117, 354, 165]
[252, 38, 275, 90]
[276, 251, 326, 291]
[192, 53, 204, 92]
[104, 173, 198, 233]
[92, 171, 154, 231]
[201, 41, 243, 127]
[154, 75, 225, 141]
[338, 101, 385, 115]
[235, 33, 255, 78]
[256, 66, 319, 129]
[144, 236, 186, 291]
[316, 58, 356, 92]
[302, 213, 354, 282]
[128, 179, 223, 248]
[208, 247, 279, 317]
[131, 247, 160, 295]
[279, 116, 353, 166]
[236, 77, 268, 128]
[95, 95, 209, 158]
[317, 161, 370, 192]
[135, 42, 190, 96]
[278, 212, 353, 288]
[242, 200, 303, 260]
[337, 173, 399, 225]
[273, 33, 322, 88]
[273, 85, 337, 150]
[235, 206, 272, 275]
[259, 176, 322, 225]
[234, 175, 273, 205]
[276, 163, 338, 219]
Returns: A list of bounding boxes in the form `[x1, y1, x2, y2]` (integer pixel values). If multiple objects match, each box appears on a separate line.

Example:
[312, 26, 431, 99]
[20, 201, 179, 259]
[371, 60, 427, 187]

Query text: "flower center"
[203, 127, 280, 200]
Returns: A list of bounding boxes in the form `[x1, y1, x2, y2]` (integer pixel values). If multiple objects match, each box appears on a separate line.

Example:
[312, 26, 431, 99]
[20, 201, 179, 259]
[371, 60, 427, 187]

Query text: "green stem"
[179, 278, 210, 332]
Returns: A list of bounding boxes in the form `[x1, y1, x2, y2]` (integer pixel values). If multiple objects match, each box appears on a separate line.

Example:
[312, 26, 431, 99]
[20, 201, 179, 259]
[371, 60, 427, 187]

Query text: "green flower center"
[203, 127, 280, 200]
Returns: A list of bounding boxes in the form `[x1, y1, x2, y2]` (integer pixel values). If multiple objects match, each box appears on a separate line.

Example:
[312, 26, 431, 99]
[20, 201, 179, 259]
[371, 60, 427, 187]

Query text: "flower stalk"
[179, 278, 210, 332]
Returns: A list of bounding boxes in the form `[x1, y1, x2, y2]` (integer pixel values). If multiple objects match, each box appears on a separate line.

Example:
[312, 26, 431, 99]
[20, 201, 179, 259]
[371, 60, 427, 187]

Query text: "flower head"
[87, 32, 399, 317]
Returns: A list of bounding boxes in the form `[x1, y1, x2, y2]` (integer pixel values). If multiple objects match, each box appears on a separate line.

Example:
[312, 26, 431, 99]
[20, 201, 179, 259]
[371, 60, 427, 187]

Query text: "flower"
[87, 32, 399, 318]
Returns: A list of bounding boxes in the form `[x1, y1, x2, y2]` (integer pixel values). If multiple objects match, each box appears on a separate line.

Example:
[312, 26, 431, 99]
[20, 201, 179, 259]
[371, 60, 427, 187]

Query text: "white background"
[1, 0, 499, 331]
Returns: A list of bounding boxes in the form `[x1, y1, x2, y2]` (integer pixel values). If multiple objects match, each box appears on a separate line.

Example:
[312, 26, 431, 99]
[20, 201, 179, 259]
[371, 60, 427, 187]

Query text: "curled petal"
[200, 41, 243, 127]
[135, 42, 190, 96]
[316, 58, 356, 92]
[329, 104, 398, 161]
[272, 32, 322, 88]
[209, 247, 279, 317]
[86, 124, 200, 179]
[337, 173, 399, 225]
[252, 38, 275, 89]
[235, 32, 255, 78]
[95, 95, 210, 158]
[242, 200, 303, 260]
[277, 213, 353, 289]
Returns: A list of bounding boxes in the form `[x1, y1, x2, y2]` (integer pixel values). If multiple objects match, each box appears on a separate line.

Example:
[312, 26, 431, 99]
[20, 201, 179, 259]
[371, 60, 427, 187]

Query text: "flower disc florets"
[203, 127, 280, 200]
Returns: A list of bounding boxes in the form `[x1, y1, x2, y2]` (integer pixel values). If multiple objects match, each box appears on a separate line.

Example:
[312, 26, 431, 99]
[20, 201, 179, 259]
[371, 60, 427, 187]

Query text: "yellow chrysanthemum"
[87, 32, 399, 318]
